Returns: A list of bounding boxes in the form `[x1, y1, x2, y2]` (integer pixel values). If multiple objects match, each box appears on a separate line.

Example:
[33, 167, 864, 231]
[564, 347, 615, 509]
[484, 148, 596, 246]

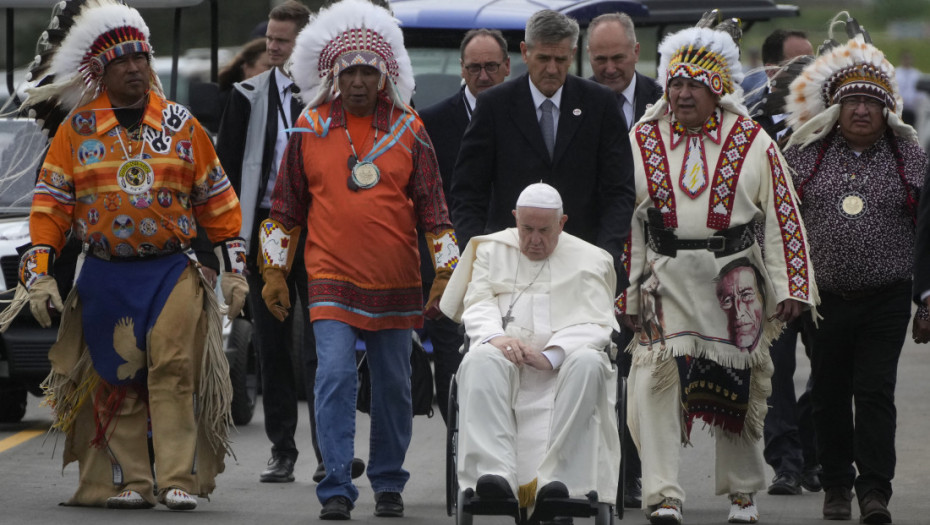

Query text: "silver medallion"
[838, 192, 867, 219]
[350, 161, 380, 190]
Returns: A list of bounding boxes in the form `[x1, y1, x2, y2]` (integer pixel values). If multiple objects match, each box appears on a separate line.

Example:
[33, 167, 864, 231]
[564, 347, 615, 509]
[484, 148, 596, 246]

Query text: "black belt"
[646, 210, 756, 258]
[85, 245, 190, 262]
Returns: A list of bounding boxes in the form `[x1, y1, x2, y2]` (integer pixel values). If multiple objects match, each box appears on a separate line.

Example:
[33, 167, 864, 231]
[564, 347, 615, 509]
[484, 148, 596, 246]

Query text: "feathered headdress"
[21, 0, 163, 136]
[640, 10, 749, 125]
[289, 0, 414, 109]
[659, 10, 744, 97]
[785, 12, 915, 149]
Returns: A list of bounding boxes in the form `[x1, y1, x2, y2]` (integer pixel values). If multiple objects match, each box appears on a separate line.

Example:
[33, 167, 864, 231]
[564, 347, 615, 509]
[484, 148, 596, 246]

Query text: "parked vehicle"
[391, 0, 799, 108]
[392, 0, 800, 107]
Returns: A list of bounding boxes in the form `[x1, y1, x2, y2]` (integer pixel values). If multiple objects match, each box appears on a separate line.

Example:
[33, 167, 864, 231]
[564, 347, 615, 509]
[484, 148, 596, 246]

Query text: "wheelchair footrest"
[461, 488, 521, 520]
[527, 491, 602, 524]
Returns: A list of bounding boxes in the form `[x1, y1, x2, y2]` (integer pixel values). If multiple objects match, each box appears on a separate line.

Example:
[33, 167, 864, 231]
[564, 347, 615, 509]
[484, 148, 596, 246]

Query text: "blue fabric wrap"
[77, 253, 190, 386]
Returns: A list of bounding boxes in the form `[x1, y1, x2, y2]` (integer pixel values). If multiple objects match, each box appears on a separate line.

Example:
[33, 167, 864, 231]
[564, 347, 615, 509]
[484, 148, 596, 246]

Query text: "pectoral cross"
[502, 307, 515, 329]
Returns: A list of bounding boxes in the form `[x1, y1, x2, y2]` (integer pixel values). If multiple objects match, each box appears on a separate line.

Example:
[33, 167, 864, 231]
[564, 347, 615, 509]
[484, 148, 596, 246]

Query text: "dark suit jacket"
[417, 87, 471, 289]
[451, 73, 635, 289]
[588, 71, 663, 129]
[914, 162, 930, 303]
[419, 86, 470, 201]
[631, 71, 664, 124]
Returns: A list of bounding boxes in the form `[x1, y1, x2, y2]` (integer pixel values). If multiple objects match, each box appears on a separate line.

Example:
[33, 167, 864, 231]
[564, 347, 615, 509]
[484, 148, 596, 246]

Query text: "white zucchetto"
[516, 182, 562, 209]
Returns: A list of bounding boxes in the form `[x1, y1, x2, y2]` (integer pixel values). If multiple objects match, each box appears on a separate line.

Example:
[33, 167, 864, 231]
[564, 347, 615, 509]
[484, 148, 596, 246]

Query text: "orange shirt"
[30, 92, 241, 258]
[271, 97, 452, 331]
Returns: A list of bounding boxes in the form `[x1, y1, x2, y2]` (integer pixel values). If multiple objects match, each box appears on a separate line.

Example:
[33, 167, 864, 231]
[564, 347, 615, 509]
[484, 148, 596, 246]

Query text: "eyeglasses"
[840, 96, 885, 110]
[463, 62, 502, 75]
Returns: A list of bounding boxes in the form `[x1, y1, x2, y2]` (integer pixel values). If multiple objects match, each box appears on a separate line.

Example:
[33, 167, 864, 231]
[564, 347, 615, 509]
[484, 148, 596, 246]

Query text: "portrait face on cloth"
[637, 255, 766, 355]
[636, 255, 770, 439]
[714, 259, 765, 353]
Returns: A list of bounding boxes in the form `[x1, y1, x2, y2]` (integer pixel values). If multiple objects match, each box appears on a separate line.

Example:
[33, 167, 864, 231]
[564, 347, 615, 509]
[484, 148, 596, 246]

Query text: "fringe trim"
[56, 285, 80, 343]
[742, 354, 773, 443]
[636, 329, 776, 446]
[647, 355, 693, 446]
[40, 350, 98, 436]
[0, 284, 29, 333]
[40, 285, 95, 436]
[518, 478, 538, 508]
[631, 318, 784, 371]
[199, 271, 235, 458]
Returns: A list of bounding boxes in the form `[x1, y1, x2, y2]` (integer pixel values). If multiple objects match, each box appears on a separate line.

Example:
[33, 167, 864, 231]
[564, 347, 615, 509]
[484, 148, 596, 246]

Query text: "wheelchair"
[444, 348, 628, 524]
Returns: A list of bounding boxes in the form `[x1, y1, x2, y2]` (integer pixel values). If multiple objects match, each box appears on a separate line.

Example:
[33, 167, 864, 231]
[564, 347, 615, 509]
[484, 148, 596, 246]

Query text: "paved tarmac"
[1, 326, 928, 524]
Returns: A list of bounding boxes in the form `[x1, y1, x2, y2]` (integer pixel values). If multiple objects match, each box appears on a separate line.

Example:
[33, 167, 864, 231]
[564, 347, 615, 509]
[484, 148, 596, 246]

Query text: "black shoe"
[768, 472, 803, 495]
[351, 458, 366, 479]
[320, 496, 352, 520]
[624, 476, 643, 508]
[823, 486, 853, 520]
[536, 481, 570, 504]
[259, 456, 295, 483]
[313, 463, 325, 483]
[374, 491, 404, 517]
[313, 458, 367, 483]
[859, 491, 892, 525]
[801, 465, 823, 493]
[475, 474, 515, 500]
[534, 482, 570, 524]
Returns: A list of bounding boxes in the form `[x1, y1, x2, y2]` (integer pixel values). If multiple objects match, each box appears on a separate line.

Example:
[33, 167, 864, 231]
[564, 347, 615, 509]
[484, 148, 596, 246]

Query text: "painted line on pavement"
[0, 429, 44, 453]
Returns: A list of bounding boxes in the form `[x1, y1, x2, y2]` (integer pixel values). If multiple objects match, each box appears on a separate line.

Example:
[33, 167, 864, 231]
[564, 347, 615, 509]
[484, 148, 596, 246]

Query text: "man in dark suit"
[585, 11, 662, 510]
[587, 12, 662, 131]
[216, 0, 363, 485]
[451, 9, 634, 291]
[745, 29, 823, 499]
[418, 29, 510, 425]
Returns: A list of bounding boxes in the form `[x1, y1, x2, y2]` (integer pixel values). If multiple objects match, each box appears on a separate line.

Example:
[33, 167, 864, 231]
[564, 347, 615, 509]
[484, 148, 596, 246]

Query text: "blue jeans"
[313, 319, 413, 504]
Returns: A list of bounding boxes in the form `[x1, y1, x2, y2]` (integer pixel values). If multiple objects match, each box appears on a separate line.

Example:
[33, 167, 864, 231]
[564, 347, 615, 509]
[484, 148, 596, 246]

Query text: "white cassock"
[440, 229, 622, 506]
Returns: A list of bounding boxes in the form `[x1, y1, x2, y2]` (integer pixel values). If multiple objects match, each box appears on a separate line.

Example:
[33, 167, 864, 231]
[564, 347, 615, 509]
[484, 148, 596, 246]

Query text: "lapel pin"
[572, 108, 582, 116]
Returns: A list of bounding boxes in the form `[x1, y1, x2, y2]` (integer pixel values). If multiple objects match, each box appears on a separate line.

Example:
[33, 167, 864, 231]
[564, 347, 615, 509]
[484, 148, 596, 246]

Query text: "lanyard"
[277, 85, 293, 139]
[462, 90, 473, 121]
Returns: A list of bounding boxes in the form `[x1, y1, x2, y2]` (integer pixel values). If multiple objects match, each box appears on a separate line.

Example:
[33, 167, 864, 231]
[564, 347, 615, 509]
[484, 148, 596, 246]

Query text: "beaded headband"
[81, 26, 151, 85]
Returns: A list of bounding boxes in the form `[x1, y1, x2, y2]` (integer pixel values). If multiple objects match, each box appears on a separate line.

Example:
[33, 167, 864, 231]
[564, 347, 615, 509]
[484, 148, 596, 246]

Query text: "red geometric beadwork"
[636, 122, 677, 228]
[766, 144, 810, 301]
[706, 116, 760, 230]
[319, 28, 398, 79]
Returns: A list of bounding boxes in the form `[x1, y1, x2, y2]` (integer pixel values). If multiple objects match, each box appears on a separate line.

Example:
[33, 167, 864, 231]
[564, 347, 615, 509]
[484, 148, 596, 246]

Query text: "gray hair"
[525, 10, 579, 49]
[588, 12, 637, 46]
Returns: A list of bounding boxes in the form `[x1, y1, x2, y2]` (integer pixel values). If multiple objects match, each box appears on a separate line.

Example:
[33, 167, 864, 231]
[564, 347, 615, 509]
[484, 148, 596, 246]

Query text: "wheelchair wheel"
[446, 374, 459, 517]
[595, 502, 615, 525]
[456, 489, 474, 525]
[616, 375, 627, 520]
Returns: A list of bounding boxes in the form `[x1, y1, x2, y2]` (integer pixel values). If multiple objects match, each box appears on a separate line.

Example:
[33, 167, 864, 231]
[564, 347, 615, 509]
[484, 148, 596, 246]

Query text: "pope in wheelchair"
[440, 183, 622, 524]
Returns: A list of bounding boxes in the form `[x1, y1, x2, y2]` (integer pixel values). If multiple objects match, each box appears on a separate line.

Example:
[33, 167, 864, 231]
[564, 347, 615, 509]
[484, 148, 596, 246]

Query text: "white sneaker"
[162, 488, 197, 510]
[106, 490, 153, 509]
[728, 492, 759, 523]
[649, 497, 683, 525]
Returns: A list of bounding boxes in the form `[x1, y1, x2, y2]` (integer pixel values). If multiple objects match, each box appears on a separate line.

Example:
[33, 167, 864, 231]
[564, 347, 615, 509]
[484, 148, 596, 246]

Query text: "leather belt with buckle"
[645, 209, 756, 258]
